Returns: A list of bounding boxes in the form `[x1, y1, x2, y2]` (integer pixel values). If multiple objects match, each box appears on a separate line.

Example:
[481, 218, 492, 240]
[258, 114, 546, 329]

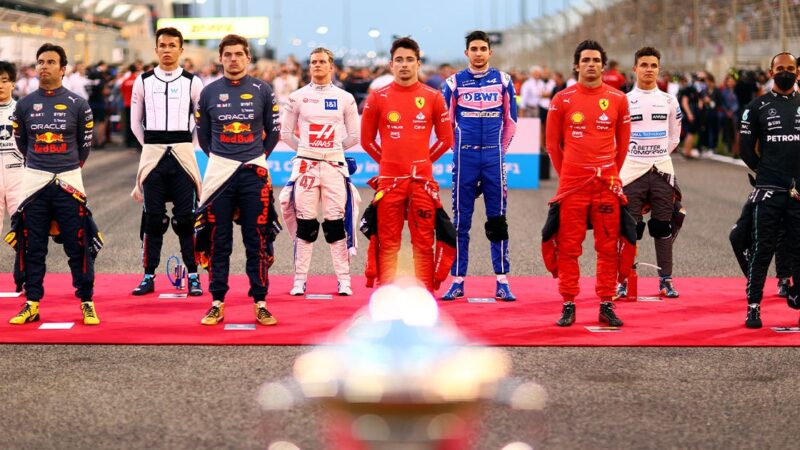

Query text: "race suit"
[739, 90, 800, 304]
[619, 86, 683, 277]
[442, 67, 517, 276]
[0, 98, 23, 236]
[130, 66, 203, 275]
[195, 75, 280, 302]
[544, 82, 631, 301]
[361, 81, 454, 291]
[10, 86, 97, 301]
[279, 82, 360, 283]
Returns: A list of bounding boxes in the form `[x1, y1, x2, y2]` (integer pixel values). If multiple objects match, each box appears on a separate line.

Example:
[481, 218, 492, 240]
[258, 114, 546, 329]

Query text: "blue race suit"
[442, 68, 517, 276]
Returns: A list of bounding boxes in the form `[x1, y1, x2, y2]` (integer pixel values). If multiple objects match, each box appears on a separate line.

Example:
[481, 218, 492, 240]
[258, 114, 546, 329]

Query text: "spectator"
[87, 61, 110, 148]
[720, 74, 739, 155]
[519, 66, 542, 117]
[677, 74, 700, 158]
[699, 73, 722, 154]
[119, 63, 141, 149]
[602, 59, 626, 91]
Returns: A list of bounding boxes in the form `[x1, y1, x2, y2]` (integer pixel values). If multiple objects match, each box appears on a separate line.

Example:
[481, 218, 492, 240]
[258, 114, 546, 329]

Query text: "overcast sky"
[193, 0, 574, 62]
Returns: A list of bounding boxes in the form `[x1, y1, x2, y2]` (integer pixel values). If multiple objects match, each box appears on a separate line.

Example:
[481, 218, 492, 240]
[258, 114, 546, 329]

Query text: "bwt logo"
[308, 123, 336, 148]
[461, 92, 499, 102]
[457, 85, 503, 111]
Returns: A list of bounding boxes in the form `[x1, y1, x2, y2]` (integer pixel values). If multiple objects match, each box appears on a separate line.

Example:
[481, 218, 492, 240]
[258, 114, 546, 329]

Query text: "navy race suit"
[11, 86, 96, 301]
[195, 74, 280, 302]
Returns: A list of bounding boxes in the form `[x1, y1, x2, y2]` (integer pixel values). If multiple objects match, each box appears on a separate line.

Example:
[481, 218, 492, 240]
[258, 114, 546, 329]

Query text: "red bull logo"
[220, 121, 254, 144]
[34, 132, 67, 153]
[35, 132, 64, 144]
[222, 122, 251, 134]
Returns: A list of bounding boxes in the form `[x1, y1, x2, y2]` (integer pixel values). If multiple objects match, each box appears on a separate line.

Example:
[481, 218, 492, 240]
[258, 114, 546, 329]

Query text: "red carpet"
[0, 273, 798, 346]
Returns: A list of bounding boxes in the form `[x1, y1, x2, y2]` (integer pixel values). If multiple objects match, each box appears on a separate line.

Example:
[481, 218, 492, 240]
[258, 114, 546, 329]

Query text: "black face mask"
[774, 70, 797, 91]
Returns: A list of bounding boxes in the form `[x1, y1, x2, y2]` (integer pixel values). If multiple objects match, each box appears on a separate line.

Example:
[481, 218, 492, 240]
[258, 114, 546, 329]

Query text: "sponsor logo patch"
[240, 93, 253, 100]
[456, 85, 503, 110]
[387, 111, 401, 123]
[308, 123, 336, 148]
[54, 104, 67, 110]
[324, 99, 338, 110]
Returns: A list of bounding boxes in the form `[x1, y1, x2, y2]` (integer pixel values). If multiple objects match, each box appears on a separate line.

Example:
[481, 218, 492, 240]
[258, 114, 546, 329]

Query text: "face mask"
[774, 70, 797, 91]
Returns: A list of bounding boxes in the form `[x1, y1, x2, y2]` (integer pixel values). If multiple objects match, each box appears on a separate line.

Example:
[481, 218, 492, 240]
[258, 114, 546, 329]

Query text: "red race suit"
[361, 81, 454, 291]
[544, 82, 631, 301]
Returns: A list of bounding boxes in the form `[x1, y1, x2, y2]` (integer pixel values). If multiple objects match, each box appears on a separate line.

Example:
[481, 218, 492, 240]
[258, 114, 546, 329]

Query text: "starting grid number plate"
[585, 326, 622, 332]
[0, 292, 22, 298]
[771, 327, 800, 333]
[159, 293, 188, 299]
[224, 324, 257, 331]
[306, 294, 333, 300]
[467, 297, 496, 303]
[39, 322, 75, 330]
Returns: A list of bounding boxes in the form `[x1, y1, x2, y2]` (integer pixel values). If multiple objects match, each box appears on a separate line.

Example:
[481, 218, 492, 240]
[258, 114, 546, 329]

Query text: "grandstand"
[495, 0, 800, 76]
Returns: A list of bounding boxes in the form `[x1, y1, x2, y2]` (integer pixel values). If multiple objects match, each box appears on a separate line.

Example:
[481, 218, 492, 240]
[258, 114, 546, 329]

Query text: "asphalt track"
[2, 148, 799, 449]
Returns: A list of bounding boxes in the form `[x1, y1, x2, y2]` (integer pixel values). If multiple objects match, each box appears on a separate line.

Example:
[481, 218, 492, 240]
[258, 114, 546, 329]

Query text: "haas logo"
[308, 123, 335, 148]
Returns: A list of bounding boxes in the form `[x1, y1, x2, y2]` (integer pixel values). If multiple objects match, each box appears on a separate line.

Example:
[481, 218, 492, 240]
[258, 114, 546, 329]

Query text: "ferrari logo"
[599, 98, 609, 111]
[415, 97, 425, 109]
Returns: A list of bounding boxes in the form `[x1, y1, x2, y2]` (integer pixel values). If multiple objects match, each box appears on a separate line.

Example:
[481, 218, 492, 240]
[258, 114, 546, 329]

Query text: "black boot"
[745, 304, 762, 329]
[556, 302, 576, 327]
[599, 301, 623, 327]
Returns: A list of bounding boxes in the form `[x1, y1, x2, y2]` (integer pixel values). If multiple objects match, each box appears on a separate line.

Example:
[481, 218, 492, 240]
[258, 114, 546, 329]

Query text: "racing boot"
[786, 285, 800, 310]
[778, 278, 791, 298]
[338, 279, 352, 296]
[188, 274, 203, 297]
[495, 281, 517, 302]
[254, 303, 278, 326]
[9, 301, 40, 325]
[440, 280, 465, 301]
[81, 301, 100, 326]
[201, 302, 224, 326]
[599, 301, 623, 327]
[659, 276, 680, 298]
[615, 280, 628, 299]
[556, 302, 576, 327]
[132, 274, 155, 296]
[290, 277, 306, 296]
[745, 304, 762, 329]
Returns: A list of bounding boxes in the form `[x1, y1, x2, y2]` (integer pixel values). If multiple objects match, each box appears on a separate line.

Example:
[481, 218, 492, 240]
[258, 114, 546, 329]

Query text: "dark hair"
[573, 40, 607, 67]
[634, 47, 661, 65]
[465, 30, 491, 49]
[0, 61, 17, 82]
[36, 43, 67, 68]
[390, 36, 420, 60]
[770, 51, 796, 69]
[218, 34, 250, 57]
[156, 27, 184, 48]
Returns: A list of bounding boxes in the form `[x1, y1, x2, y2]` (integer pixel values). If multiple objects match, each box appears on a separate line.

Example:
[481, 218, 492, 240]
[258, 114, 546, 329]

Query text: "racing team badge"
[308, 123, 336, 148]
[415, 97, 425, 109]
[599, 98, 609, 111]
